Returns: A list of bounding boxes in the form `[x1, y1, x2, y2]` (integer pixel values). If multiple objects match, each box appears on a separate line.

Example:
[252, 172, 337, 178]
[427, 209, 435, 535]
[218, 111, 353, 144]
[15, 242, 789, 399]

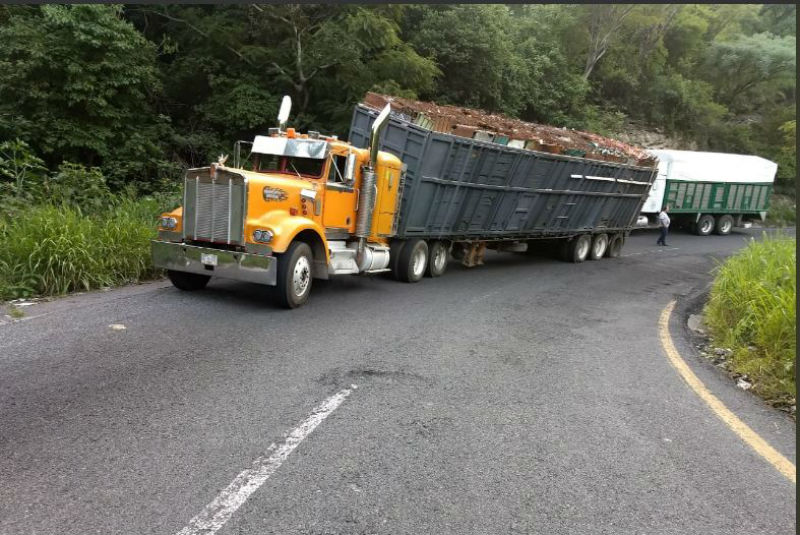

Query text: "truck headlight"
[159, 216, 178, 229]
[253, 229, 274, 243]
[263, 187, 287, 201]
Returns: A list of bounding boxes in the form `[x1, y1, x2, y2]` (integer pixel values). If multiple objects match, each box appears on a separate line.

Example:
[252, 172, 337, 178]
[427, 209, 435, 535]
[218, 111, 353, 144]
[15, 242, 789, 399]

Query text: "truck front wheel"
[275, 241, 313, 309]
[397, 239, 428, 283]
[715, 214, 734, 235]
[168, 270, 210, 291]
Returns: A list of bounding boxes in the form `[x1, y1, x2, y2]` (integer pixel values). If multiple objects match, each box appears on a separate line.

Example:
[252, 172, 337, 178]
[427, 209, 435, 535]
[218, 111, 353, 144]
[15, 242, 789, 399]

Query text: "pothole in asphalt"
[317, 365, 432, 388]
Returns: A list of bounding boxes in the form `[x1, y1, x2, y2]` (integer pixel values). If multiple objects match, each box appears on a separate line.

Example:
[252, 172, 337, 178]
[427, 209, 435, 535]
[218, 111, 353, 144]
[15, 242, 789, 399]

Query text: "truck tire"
[563, 234, 591, 263]
[425, 241, 448, 277]
[605, 234, 624, 258]
[589, 233, 608, 260]
[715, 214, 734, 235]
[275, 241, 313, 309]
[389, 240, 406, 280]
[695, 214, 715, 236]
[397, 239, 428, 283]
[168, 270, 210, 291]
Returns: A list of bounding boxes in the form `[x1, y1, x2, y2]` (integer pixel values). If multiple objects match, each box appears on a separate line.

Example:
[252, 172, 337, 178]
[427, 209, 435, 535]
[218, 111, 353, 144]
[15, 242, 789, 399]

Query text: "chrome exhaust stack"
[277, 95, 292, 131]
[356, 104, 391, 260]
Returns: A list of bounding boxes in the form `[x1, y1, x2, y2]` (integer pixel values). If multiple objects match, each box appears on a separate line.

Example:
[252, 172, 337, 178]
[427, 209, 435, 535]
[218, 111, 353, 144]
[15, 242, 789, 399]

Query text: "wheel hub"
[293, 256, 311, 296]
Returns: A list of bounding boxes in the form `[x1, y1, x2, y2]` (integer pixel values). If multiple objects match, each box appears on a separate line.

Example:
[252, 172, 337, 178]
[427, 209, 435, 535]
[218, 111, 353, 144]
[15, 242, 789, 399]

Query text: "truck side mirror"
[344, 153, 357, 184]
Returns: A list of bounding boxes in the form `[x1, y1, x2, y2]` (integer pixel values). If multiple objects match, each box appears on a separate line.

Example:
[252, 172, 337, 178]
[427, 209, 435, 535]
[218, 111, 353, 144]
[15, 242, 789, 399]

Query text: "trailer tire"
[589, 233, 608, 260]
[605, 234, 624, 258]
[715, 214, 734, 235]
[397, 239, 428, 283]
[695, 214, 715, 236]
[275, 241, 313, 309]
[425, 241, 448, 277]
[168, 270, 210, 291]
[563, 234, 591, 263]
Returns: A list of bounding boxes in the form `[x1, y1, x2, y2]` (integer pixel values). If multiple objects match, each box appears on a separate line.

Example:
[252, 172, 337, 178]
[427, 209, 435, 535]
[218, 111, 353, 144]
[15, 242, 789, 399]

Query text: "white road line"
[175, 385, 357, 535]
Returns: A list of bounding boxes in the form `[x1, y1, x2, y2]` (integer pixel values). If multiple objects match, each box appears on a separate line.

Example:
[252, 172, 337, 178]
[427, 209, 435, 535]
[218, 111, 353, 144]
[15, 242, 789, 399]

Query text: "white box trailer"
[637, 149, 777, 235]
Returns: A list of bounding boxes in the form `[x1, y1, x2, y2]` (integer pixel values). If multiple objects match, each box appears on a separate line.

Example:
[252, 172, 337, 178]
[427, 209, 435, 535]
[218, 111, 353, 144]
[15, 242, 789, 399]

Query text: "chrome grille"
[183, 169, 246, 245]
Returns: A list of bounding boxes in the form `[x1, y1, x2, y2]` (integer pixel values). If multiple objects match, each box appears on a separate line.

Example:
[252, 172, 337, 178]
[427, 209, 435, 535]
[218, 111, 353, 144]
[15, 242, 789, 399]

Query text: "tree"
[581, 4, 637, 80]
[701, 33, 796, 114]
[0, 5, 169, 186]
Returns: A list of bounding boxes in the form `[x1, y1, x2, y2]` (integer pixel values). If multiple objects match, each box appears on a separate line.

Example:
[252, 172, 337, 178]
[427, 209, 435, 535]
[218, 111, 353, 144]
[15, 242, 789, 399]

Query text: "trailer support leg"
[461, 241, 486, 268]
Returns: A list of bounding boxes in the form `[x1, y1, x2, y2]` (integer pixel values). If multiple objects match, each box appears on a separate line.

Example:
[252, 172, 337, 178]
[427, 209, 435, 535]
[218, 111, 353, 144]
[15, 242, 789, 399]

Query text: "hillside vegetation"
[0, 4, 794, 194]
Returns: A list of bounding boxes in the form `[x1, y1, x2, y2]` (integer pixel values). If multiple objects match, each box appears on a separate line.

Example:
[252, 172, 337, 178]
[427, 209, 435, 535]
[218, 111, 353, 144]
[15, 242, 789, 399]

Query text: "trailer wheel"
[563, 234, 591, 263]
[695, 214, 715, 236]
[397, 239, 428, 283]
[715, 214, 734, 235]
[605, 234, 624, 258]
[168, 270, 210, 291]
[275, 241, 313, 309]
[425, 241, 448, 277]
[589, 234, 608, 260]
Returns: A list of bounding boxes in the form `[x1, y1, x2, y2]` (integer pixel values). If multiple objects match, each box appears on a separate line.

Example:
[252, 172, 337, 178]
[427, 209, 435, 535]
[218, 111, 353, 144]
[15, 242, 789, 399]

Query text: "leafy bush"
[0, 195, 178, 300]
[0, 138, 47, 200]
[765, 194, 796, 227]
[45, 162, 113, 212]
[704, 234, 796, 406]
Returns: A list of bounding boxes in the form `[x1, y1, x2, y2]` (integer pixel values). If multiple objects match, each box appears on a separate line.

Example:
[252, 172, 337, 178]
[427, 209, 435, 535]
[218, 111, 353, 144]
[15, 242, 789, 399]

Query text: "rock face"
[362, 92, 657, 167]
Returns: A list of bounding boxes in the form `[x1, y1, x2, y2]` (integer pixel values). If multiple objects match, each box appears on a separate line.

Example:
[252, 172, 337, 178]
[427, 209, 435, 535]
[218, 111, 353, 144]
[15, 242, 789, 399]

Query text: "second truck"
[152, 96, 657, 308]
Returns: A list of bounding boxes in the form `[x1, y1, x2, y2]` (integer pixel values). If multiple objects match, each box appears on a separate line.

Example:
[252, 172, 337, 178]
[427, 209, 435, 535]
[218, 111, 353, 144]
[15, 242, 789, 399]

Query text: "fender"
[245, 211, 330, 263]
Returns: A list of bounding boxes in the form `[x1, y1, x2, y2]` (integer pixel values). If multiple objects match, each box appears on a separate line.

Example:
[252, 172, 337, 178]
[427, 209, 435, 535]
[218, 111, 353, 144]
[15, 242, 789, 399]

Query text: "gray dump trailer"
[349, 104, 658, 264]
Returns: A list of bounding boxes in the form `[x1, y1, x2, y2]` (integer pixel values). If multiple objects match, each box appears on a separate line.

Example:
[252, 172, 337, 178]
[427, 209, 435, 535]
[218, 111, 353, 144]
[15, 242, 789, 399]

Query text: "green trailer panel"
[664, 180, 771, 214]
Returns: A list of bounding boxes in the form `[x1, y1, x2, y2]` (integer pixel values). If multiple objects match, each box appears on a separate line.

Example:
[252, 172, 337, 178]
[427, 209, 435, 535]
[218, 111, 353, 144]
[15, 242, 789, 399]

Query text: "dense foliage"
[705, 234, 796, 407]
[0, 4, 795, 194]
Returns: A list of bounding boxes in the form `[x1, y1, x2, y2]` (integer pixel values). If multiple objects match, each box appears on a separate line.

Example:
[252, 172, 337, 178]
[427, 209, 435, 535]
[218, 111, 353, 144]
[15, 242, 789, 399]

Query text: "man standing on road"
[656, 204, 670, 246]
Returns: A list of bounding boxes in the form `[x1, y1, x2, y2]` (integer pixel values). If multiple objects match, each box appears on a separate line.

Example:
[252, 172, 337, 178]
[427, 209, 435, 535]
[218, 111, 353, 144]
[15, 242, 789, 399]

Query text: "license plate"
[200, 253, 218, 266]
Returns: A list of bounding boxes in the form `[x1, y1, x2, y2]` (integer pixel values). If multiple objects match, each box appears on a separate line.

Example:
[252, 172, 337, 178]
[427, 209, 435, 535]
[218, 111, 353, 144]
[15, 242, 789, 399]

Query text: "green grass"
[0, 195, 178, 300]
[704, 233, 796, 407]
[764, 193, 796, 227]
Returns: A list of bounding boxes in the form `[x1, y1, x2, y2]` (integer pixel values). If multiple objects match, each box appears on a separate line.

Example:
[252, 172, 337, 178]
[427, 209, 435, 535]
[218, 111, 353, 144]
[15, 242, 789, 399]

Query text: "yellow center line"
[659, 300, 796, 484]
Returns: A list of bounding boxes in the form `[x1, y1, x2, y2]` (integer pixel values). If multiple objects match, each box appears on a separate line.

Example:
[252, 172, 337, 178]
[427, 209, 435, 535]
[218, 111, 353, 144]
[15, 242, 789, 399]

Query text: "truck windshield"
[257, 154, 325, 178]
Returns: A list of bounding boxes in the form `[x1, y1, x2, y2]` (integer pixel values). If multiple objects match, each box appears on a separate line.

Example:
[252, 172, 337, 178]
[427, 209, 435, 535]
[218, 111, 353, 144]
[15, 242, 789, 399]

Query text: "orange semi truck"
[152, 97, 656, 308]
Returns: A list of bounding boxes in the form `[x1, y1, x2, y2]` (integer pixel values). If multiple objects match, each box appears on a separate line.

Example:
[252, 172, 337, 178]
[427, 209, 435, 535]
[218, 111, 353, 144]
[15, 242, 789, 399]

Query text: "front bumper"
[151, 240, 277, 286]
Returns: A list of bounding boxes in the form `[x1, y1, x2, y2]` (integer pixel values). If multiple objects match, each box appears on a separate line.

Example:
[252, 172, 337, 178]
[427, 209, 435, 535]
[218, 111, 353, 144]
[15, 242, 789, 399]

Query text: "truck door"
[323, 153, 357, 235]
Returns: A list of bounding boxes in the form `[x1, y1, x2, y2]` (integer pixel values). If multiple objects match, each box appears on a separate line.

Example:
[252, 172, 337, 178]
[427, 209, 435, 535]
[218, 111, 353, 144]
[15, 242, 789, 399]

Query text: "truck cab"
[151, 102, 403, 308]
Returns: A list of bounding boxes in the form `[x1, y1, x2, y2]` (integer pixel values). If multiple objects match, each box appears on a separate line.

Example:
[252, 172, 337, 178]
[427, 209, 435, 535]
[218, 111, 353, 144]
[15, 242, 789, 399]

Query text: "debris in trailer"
[362, 92, 656, 166]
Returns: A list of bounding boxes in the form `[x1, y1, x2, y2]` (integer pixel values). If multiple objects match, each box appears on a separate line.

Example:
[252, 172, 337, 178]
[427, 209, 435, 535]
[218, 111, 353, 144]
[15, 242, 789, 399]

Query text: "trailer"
[348, 104, 657, 264]
[151, 97, 657, 308]
[637, 149, 777, 235]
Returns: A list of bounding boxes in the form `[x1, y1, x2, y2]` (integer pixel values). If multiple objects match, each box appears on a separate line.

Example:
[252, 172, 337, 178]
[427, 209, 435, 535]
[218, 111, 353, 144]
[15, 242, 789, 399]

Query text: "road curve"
[0, 227, 795, 535]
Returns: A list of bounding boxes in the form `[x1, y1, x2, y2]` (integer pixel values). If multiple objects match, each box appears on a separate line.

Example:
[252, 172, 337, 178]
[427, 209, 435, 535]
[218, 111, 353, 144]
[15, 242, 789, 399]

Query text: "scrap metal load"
[362, 92, 656, 167]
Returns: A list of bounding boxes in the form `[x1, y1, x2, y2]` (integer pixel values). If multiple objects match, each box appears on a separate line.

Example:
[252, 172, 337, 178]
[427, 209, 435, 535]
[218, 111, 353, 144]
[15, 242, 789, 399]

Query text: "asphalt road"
[1, 227, 795, 535]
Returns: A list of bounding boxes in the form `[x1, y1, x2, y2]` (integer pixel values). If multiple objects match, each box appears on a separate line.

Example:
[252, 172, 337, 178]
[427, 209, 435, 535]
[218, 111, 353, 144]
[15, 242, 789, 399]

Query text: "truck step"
[364, 268, 391, 274]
